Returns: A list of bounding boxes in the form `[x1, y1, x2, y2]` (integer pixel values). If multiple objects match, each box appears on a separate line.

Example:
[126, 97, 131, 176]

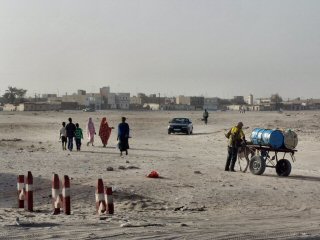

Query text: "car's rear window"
[171, 118, 189, 123]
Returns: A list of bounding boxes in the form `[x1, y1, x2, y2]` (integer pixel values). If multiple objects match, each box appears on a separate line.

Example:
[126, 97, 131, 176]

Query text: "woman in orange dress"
[99, 117, 113, 147]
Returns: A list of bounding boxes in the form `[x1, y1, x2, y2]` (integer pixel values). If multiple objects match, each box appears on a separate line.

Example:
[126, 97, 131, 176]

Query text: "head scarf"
[99, 117, 112, 144]
[99, 117, 110, 133]
[87, 117, 95, 135]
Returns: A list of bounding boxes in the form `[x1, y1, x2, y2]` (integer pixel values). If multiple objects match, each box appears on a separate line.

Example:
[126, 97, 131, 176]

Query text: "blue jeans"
[67, 137, 74, 151]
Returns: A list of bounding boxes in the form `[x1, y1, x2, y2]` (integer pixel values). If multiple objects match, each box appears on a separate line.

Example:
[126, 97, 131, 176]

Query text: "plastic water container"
[283, 129, 298, 149]
[251, 128, 284, 149]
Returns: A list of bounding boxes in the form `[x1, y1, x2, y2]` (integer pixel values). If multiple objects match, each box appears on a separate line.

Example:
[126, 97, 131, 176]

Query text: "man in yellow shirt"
[225, 122, 246, 172]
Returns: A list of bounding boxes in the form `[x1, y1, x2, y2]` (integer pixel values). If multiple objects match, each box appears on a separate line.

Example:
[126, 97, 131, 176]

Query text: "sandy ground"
[1, 110, 320, 239]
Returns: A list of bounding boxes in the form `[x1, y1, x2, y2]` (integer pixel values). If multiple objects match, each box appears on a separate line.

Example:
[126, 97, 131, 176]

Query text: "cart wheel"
[238, 146, 255, 172]
[276, 159, 291, 177]
[249, 156, 266, 175]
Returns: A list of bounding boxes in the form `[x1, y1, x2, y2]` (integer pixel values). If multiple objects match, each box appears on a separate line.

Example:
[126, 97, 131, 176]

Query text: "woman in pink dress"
[99, 117, 113, 147]
[86, 117, 96, 146]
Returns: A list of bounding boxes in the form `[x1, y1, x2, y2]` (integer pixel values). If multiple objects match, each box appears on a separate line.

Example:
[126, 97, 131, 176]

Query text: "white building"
[143, 103, 160, 110]
[108, 93, 117, 109]
[85, 93, 103, 110]
[204, 98, 219, 111]
[247, 94, 254, 105]
[100, 86, 110, 97]
[3, 104, 17, 111]
[256, 98, 271, 105]
[3, 103, 61, 111]
[116, 93, 130, 109]
[62, 94, 87, 106]
[176, 95, 190, 105]
[227, 105, 242, 111]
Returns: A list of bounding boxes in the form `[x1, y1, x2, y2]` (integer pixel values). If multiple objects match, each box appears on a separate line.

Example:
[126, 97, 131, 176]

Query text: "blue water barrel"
[251, 128, 265, 145]
[251, 128, 284, 149]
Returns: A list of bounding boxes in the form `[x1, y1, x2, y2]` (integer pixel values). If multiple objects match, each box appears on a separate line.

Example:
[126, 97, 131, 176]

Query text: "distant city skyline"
[1, 0, 320, 99]
[0, 85, 313, 102]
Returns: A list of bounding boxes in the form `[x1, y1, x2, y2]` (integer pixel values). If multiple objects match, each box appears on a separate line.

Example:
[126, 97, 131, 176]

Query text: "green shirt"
[75, 128, 83, 139]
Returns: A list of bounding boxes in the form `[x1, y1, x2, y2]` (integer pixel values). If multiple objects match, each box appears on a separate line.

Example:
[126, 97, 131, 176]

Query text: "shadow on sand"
[190, 132, 216, 136]
[10, 222, 60, 228]
[263, 174, 320, 182]
[129, 147, 174, 153]
[79, 150, 119, 155]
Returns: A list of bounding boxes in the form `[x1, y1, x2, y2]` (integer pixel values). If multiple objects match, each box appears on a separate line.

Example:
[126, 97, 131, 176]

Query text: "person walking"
[86, 117, 96, 146]
[203, 109, 209, 125]
[117, 117, 130, 156]
[75, 123, 83, 151]
[99, 117, 113, 147]
[65, 117, 76, 151]
[59, 122, 67, 150]
[224, 122, 246, 172]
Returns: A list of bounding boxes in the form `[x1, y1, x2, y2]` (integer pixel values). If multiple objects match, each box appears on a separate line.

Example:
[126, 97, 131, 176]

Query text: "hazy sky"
[1, 0, 320, 99]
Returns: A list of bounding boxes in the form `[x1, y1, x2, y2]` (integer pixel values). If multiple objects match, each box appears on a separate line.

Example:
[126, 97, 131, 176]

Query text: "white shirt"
[60, 127, 67, 137]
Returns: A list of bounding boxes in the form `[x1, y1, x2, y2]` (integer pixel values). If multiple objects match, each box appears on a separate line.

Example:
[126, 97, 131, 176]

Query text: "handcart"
[237, 143, 297, 176]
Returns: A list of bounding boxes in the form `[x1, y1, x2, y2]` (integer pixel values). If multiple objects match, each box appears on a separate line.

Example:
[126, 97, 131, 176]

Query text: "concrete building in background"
[108, 93, 117, 109]
[233, 96, 245, 105]
[143, 103, 160, 110]
[130, 96, 143, 105]
[42, 94, 57, 99]
[116, 93, 130, 109]
[100, 86, 110, 97]
[176, 95, 190, 105]
[3, 102, 61, 111]
[61, 102, 79, 110]
[247, 94, 254, 105]
[18, 102, 61, 111]
[85, 93, 103, 110]
[190, 96, 204, 110]
[77, 89, 86, 95]
[62, 94, 87, 107]
[3, 104, 17, 111]
[162, 104, 195, 111]
[256, 98, 271, 105]
[47, 96, 62, 103]
[227, 105, 242, 111]
[100, 86, 110, 109]
[164, 97, 176, 105]
[204, 97, 219, 111]
[176, 95, 204, 109]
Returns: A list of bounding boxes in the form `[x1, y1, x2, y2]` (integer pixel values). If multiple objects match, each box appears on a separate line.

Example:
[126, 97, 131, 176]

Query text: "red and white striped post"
[62, 175, 71, 215]
[52, 174, 61, 215]
[96, 179, 106, 214]
[17, 175, 25, 208]
[105, 186, 114, 215]
[25, 171, 33, 212]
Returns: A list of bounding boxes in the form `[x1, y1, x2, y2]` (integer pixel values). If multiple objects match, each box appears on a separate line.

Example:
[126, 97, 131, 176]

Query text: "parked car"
[168, 118, 193, 135]
[82, 107, 95, 112]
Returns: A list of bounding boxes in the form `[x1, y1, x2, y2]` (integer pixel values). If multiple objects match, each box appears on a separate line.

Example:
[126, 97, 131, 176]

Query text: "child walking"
[75, 123, 83, 151]
[59, 122, 67, 150]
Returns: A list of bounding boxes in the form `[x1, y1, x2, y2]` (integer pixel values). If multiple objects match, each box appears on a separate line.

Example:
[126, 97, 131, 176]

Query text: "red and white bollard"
[62, 175, 71, 215]
[25, 171, 33, 212]
[52, 174, 61, 215]
[17, 175, 25, 208]
[96, 179, 106, 214]
[105, 186, 114, 215]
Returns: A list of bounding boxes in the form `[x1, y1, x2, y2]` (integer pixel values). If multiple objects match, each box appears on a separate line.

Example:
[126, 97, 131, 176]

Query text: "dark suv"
[168, 118, 193, 135]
